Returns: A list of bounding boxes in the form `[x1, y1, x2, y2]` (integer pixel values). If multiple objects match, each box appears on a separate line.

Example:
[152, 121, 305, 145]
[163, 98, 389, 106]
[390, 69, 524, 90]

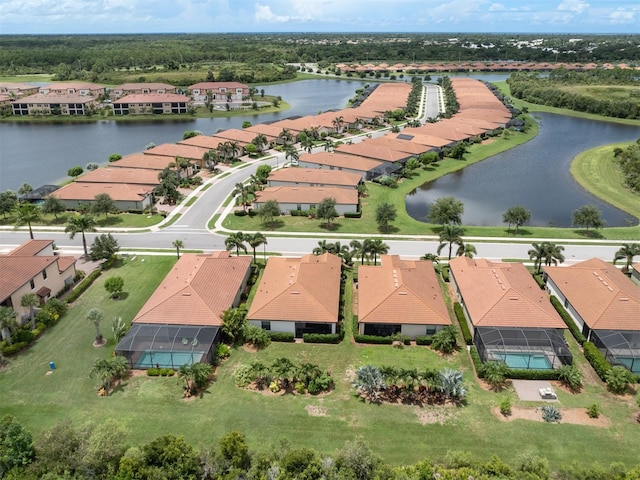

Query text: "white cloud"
[489, 3, 507, 11]
[557, 0, 589, 14]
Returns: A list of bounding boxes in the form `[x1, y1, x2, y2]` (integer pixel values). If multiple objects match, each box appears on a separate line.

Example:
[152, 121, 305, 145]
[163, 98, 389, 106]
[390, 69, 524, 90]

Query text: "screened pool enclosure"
[591, 330, 640, 374]
[115, 324, 220, 369]
[475, 327, 572, 370]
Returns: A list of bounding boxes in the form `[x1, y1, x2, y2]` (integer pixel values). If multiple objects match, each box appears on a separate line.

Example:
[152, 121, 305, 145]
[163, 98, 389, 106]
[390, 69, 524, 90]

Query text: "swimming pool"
[134, 351, 204, 369]
[491, 352, 552, 370]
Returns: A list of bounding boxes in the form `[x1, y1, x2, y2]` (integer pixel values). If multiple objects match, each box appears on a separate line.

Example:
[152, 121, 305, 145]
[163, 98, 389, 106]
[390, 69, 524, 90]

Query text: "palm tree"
[246, 232, 267, 263]
[172, 239, 184, 259]
[20, 293, 39, 329]
[350, 240, 367, 265]
[0, 306, 18, 345]
[252, 134, 269, 153]
[613, 243, 640, 273]
[312, 239, 332, 255]
[284, 146, 299, 165]
[86, 307, 104, 344]
[13, 202, 41, 239]
[233, 182, 252, 213]
[528, 242, 545, 274]
[202, 149, 221, 170]
[368, 239, 389, 266]
[225, 232, 247, 256]
[65, 214, 97, 256]
[332, 115, 344, 134]
[271, 357, 295, 389]
[278, 128, 294, 146]
[248, 174, 264, 193]
[420, 252, 440, 265]
[456, 243, 477, 258]
[543, 242, 565, 267]
[436, 224, 465, 260]
[324, 139, 335, 152]
[300, 136, 314, 154]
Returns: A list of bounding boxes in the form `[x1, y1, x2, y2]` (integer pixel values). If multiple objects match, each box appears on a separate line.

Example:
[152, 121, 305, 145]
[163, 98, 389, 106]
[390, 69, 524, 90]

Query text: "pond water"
[405, 112, 640, 227]
[0, 79, 368, 191]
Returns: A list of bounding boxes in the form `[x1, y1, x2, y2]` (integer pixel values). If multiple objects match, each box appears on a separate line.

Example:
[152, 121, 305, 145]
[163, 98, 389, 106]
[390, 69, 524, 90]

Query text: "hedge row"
[583, 341, 611, 381]
[344, 211, 362, 218]
[65, 269, 102, 304]
[469, 346, 560, 380]
[1, 341, 29, 356]
[354, 334, 393, 344]
[549, 296, 587, 345]
[267, 332, 295, 342]
[415, 336, 433, 346]
[147, 368, 175, 377]
[453, 302, 472, 345]
[290, 209, 311, 217]
[302, 333, 341, 344]
[470, 346, 484, 377]
[440, 266, 450, 282]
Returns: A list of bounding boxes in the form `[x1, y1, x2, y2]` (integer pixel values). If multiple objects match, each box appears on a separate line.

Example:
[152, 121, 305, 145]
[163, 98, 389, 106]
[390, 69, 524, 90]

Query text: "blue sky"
[0, 0, 638, 34]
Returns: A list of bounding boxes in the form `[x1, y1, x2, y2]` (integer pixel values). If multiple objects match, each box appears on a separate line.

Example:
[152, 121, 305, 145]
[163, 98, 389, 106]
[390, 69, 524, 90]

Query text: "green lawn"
[560, 84, 640, 102]
[570, 142, 640, 222]
[1, 259, 639, 470]
[1, 211, 164, 229]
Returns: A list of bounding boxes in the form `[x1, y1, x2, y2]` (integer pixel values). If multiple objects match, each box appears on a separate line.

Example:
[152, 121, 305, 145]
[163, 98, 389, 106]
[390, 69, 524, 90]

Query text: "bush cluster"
[583, 341, 611, 381]
[302, 333, 342, 344]
[549, 296, 587, 345]
[266, 331, 295, 342]
[415, 336, 433, 345]
[453, 302, 472, 345]
[343, 211, 362, 218]
[147, 368, 175, 377]
[290, 209, 310, 217]
[354, 334, 393, 345]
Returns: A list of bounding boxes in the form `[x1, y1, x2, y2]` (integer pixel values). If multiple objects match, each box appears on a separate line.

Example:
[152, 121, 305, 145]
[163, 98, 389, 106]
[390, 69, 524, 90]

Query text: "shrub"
[302, 333, 341, 344]
[506, 369, 561, 381]
[14, 328, 35, 344]
[470, 346, 484, 377]
[415, 335, 433, 345]
[500, 397, 512, 416]
[453, 302, 472, 345]
[587, 403, 601, 418]
[556, 364, 583, 392]
[431, 326, 457, 354]
[290, 209, 309, 217]
[541, 405, 562, 423]
[244, 324, 271, 349]
[146, 368, 174, 377]
[266, 331, 295, 342]
[343, 211, 362, 218]
[353, 334, 393, 344]
[550, 296, 587, 345]
[234, 365, 254, 387]
[440, 266, 450, 282]
[215, 343, 231, 360]
[1, 342, 28, 356]
[606, 365, 634, 394]
[308, 374, 333, 394]
[295, 382, 306, 394]
[583, 342, 611, 381]
[482, 361, 509, 391]
[234, 210, 247, 216]
[65, 269, 102, 304]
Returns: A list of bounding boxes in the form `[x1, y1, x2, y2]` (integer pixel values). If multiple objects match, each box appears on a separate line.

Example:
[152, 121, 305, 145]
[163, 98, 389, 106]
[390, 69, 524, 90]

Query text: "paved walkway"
[512, 379, 557, 402]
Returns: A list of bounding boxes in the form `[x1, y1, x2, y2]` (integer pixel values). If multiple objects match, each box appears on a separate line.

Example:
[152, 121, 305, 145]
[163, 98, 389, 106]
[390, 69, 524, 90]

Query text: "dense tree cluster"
[615, 140, 640, 194]
[507, 70, 640, 119]
[2, 415, 639, 479]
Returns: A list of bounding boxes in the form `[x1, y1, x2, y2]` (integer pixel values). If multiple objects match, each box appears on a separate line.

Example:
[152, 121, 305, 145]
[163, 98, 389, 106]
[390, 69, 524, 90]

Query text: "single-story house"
[544, 258, 640, 373]
[11, 94, 99, 116]
[109, 153, 179, 172]
[116, 251, 252, 369]
[267, 168, 362, 189]
[0, 240, 76, 322]
[110, 83, 176, 99]
[253, 186, 359, 215]
[247, 253, 341, 337]
[210, 128, 256, 147]
[112, 93, 190, 115]
[449, 256, 571, 370]
[144, 144, 210, 169]
[52, 182, 154, 211]
[18, 185, 60, 203]
[75, 167, 161, 188]
[242, 124, 284, 144]
[188, 82, 250, 103]
[178, 135, 225, 151]
[335, 142, 414, 165]
[358, 255, 451, 339]
[297, 152, 395, 181]
[366, 136, 434, 156]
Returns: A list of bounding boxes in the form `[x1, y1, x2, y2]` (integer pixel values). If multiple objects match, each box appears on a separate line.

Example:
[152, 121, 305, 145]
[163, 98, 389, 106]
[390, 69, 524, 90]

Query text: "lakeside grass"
[570, 142, 640, 222]
[0, 258, 639, 469]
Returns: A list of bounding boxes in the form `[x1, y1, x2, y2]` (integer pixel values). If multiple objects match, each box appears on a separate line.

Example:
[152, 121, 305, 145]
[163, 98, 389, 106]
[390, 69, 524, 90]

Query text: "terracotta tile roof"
[409, 124, 471, 142]
[112, 93, 190, 104]
[178, 135, 225, 150]
[544, 258, 640, 331]
[41, 82, 104, 92]
[7, 239, 53, 257]
[76, 167, 160, 186]
[247, 253, 341, 323]
[133, 252, 252, 326]
[15, 93, 97, 104]
[113, 83, 175, 91]
[188, 82, 249, 90]
[299, 151, 383, 172]
[144, 143, 209, 161]
[335, 142, 411, 162]
[254, 186, 358, 206]
[267, 168, 361, 188]
[57, 256, 77, 272]
[211, 128, 255, 145]
[366, 136, 432, 155]
[243, 124, 285, 140]
[110, 153, 177, 170]
[53, 182, 153, 202]
[449, 257, 565, 329]
[395, 133, 453, 148]
[358, 255, 450, 326]
[633, 263, 640, 276]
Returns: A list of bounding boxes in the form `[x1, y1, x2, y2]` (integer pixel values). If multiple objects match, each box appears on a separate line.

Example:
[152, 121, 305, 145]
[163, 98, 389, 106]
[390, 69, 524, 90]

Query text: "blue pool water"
[134, 351, 204, 369]
[615, 357, 640, 374]
[492, 352, 552, 370]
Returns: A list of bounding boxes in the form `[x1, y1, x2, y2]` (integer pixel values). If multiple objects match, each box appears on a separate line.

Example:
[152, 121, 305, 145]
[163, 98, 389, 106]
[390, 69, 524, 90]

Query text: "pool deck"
[512, 380, 558, 402]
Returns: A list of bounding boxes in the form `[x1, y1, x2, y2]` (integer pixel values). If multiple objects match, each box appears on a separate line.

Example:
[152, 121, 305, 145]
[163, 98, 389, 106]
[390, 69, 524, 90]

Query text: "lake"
[405, 112, 640, 227]
[0, 79, 368, 191]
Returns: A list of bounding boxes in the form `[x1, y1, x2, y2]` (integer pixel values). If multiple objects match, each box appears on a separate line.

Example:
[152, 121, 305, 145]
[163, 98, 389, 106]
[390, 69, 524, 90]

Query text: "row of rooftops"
[336, 61, 640, 73]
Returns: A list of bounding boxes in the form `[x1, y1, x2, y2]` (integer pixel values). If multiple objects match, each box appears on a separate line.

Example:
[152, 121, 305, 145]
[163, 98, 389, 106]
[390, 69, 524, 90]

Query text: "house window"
[426, 325, 437, 335]
[30, 279, 35, 289]
[310, 204, 316, 209]
[261, 321, 271, 331]
[564, 298, 568, 308]
[296, 204, 302, 210]
[42, 270, 47, 280]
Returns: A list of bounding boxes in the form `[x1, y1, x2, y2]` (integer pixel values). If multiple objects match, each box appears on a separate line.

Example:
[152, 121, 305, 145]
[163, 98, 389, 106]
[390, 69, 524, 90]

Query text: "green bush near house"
[266, 331, 295, 342]
[453, 302, 472, 345]
[354, 334, 394, 344]
[549, 296, 587, 345]
[302, 333, 342, 344]
[583, 341, 612, 381]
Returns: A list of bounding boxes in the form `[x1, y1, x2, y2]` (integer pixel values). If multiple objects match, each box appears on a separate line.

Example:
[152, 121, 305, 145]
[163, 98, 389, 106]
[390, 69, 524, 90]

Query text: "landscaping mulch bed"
[492, 406, 610, 427]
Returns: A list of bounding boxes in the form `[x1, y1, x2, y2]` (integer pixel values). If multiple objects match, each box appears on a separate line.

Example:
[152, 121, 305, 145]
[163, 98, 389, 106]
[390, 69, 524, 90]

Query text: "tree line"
[614, 140, 640, 194]
[1, 415, 639, 479]
[507, 70, 640, 119]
